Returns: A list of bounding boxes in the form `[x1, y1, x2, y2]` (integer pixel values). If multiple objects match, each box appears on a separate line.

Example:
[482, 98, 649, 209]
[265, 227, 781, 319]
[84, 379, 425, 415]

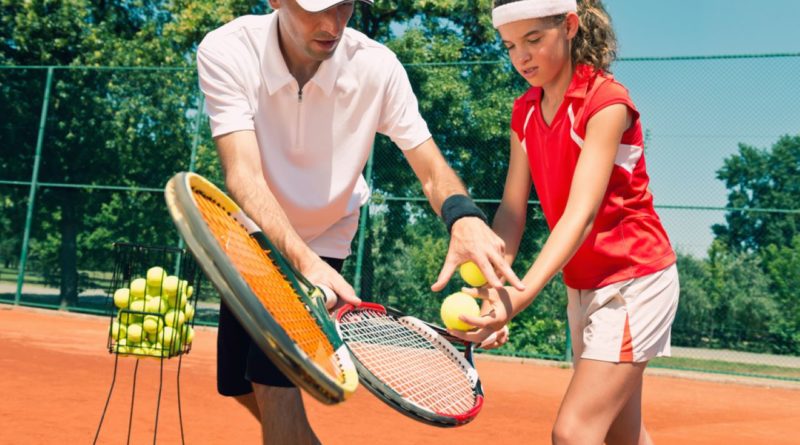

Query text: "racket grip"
[317, 284, 337, 310]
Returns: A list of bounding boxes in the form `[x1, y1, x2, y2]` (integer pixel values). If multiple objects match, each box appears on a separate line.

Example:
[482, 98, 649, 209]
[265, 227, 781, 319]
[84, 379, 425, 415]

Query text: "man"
[197, 0, 523, 443]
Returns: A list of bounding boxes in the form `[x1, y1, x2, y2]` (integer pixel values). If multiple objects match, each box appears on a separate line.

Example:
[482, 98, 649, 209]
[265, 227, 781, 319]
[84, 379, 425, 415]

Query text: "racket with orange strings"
[164, 172, 358, 404]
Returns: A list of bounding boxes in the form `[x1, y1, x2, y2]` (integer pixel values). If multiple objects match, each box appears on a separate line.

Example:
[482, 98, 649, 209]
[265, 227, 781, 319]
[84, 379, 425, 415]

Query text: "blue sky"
[594, 1, 800, 257]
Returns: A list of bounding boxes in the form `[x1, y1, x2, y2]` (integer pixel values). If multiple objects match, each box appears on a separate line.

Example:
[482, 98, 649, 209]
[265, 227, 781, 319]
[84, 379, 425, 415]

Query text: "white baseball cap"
[296, 0, 374, 13]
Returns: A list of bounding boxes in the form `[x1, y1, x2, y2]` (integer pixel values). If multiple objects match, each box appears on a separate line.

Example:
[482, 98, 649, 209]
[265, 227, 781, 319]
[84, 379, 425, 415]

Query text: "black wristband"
[441, 194, 488, 233]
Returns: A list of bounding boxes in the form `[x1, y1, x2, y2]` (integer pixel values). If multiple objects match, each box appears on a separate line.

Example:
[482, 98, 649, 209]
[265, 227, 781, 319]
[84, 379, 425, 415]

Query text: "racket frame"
[165, 172, 357, 404]
[335, 302, 484, 427]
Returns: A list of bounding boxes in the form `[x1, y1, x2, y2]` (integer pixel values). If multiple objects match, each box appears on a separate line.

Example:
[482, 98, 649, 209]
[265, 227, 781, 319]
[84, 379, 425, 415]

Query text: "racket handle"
[318, 284, 337, 310]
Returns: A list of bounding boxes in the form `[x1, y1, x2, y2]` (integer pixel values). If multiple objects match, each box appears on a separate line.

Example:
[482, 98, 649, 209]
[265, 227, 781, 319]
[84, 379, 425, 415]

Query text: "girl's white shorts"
[567, 264, 680, 363]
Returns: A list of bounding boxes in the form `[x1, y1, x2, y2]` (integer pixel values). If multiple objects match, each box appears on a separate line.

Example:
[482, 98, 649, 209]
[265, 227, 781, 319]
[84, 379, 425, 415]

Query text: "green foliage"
[760, 236, 800, 354]
[713, 135, 800, 252]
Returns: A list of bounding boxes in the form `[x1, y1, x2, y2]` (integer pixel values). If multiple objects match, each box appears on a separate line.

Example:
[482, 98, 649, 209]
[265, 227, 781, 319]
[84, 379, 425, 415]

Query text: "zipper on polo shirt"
[293, 87, 304, 154]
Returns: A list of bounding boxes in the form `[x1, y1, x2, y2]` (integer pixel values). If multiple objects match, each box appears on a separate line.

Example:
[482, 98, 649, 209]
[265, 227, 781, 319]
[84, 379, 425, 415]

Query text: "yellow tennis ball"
[146, 266, 166, 290]
[113, 288, 131, 309]
[159, 326, 177, 348]
[162, 275, 179, 298]
[126, 323, 144, 344]
[110, 321, 127, 341]
[182, 325, 195, 345]
[145, 295, 168, 314]
[440, 292, 480, 331]
[164, 309, 185, 328]
[459, 261, 487, 287]
[142, 315, 163, 334]
[129, 278, 147, 300]
[183, 303, 195, 322]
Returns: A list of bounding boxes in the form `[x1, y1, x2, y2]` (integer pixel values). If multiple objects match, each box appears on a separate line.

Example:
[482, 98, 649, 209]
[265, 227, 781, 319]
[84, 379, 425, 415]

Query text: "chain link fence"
[1, 53, 799, 380]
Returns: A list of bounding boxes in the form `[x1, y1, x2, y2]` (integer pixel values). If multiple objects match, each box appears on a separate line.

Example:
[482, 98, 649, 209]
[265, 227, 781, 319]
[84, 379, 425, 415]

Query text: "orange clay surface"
[1, 305, 798, 444]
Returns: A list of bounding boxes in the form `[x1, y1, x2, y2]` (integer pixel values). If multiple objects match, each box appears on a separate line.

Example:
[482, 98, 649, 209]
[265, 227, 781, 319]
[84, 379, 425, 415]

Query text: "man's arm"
[215, 131, 360, 304]
[401, 137, 524, 291]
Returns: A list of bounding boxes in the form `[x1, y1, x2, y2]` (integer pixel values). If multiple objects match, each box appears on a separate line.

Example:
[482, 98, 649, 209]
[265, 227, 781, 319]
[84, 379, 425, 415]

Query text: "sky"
[582, 0, 800, 257]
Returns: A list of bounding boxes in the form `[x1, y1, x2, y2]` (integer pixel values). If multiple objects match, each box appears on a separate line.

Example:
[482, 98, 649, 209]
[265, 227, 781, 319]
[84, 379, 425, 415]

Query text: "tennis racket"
[164, 172, 358, 404]
[334, 302, 486, 427]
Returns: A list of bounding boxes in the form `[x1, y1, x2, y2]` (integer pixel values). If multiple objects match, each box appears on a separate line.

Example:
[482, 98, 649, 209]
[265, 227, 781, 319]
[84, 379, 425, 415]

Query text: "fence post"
[564, 321, 572, 363]
[353, 147, 375, 296]
[188, 94, 203, 173]
[15, 67, 54, 304]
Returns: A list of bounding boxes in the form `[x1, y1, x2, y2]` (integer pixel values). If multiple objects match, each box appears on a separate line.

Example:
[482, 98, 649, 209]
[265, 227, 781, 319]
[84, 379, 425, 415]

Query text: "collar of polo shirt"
[260, 13, 343, 96]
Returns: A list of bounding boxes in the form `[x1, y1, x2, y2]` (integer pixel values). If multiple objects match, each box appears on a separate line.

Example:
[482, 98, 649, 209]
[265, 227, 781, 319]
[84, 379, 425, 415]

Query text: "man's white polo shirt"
[197, 12, 431, 259]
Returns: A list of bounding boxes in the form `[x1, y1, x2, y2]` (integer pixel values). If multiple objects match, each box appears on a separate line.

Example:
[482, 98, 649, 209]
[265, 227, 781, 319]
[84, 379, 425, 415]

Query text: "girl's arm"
[455, 103, 632, 342]
[513, 103, 632, 313]
[493, 131, 533, 266]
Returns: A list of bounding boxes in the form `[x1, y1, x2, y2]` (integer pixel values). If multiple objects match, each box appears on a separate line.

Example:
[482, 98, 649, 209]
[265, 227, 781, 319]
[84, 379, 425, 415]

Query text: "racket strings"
[192, 189, 341, 380]
[339, 310, 476, 415]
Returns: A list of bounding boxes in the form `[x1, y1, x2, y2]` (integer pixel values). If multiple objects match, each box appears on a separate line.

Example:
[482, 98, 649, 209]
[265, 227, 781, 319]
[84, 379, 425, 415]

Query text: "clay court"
[1, 305, 798, 445]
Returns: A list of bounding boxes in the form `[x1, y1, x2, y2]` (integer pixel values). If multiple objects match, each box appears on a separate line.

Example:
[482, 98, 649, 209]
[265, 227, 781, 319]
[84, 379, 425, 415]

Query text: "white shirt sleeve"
[196, 45, 255, 137]
[377, 57, 432, 151]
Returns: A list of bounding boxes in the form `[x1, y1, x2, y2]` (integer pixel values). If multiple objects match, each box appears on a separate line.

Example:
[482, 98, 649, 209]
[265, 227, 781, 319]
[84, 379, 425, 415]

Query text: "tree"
[760, 235, 800, 354]
[0, 0, 263, 306]
[713, 135, 800, 252]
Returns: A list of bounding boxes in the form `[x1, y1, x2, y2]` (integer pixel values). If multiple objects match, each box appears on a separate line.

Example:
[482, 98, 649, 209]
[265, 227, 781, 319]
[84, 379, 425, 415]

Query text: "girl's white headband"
[492, 0, 578, 28]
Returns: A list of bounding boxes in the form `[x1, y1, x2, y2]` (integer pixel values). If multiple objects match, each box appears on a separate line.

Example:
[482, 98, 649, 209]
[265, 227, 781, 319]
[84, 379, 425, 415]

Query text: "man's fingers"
[431, 258, 458, 292]
[332, 280, 360, 305]
[495, 260, 525, 291]
[317, 284, 337, 310]
[476, 258, 504, 289]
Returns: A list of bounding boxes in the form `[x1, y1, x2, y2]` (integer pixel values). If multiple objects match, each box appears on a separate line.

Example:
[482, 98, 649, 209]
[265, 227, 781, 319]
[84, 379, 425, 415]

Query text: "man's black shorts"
[216, 257, 345, 396]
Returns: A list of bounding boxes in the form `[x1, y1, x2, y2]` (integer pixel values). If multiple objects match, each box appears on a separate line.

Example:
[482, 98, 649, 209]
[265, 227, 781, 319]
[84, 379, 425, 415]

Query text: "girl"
[454, 1, 679, 444]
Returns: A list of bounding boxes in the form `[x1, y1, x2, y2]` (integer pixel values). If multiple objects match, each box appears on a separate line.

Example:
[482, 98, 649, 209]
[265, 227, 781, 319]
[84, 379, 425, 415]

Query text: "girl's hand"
[447, 286, 518, 344]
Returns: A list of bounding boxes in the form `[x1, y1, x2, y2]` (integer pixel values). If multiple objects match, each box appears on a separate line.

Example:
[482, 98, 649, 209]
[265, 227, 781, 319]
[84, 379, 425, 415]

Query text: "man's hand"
[431, 217, 524, 292]
[301, 258, 361, 306]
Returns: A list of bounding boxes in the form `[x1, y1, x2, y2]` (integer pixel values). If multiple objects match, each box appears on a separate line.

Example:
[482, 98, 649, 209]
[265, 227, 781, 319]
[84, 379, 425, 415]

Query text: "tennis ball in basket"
[129, 278, 147, 300]
[146, 266, 166, 290]
[162, 275, 179, 297]
[145, 296, 168, 314]
[183, 303, 195, 322]
[110, 321, 127, 340]
[128, 299, 146, 321]
[459, 261, 487, 287]
[142, 315, 163, 334]
[113, 288, 131, 309]
[115, 339, 129, 355]
[159, 326, 177, 348]
[182, 325, 195, 345]
[441, 292, 480, 331]
[164, 309, 185, 328]
[126, 323, 144, 343]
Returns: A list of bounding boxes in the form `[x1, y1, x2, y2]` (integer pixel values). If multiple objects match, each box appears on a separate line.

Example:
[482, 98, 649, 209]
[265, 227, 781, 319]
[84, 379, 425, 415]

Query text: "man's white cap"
[296, 0, 373, 13]
[492, 0, 577, 28]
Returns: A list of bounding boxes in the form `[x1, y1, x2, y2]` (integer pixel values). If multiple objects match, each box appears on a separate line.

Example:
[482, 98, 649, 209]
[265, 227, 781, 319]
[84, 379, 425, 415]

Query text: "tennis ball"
[459, 261, 488, 287]
[441, 292, 480, 331]
[159, 326, 177, 348]
[183, 303, 195, 322]
[110, 321, 127, 341]
[142, 315, 163, 334]
[129, 278, 147, 300]
[145, 296, 168, 314]
[162, 275, 179, 297]
[182, 325, 195, 345]
[126, 323, 144, 343]
[129, 299, 146, 317]
[164, 309, 185, 328]
[146, 266, 166, 291]
[113, 288, 131, 309]
[114, 339, 129, 355]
